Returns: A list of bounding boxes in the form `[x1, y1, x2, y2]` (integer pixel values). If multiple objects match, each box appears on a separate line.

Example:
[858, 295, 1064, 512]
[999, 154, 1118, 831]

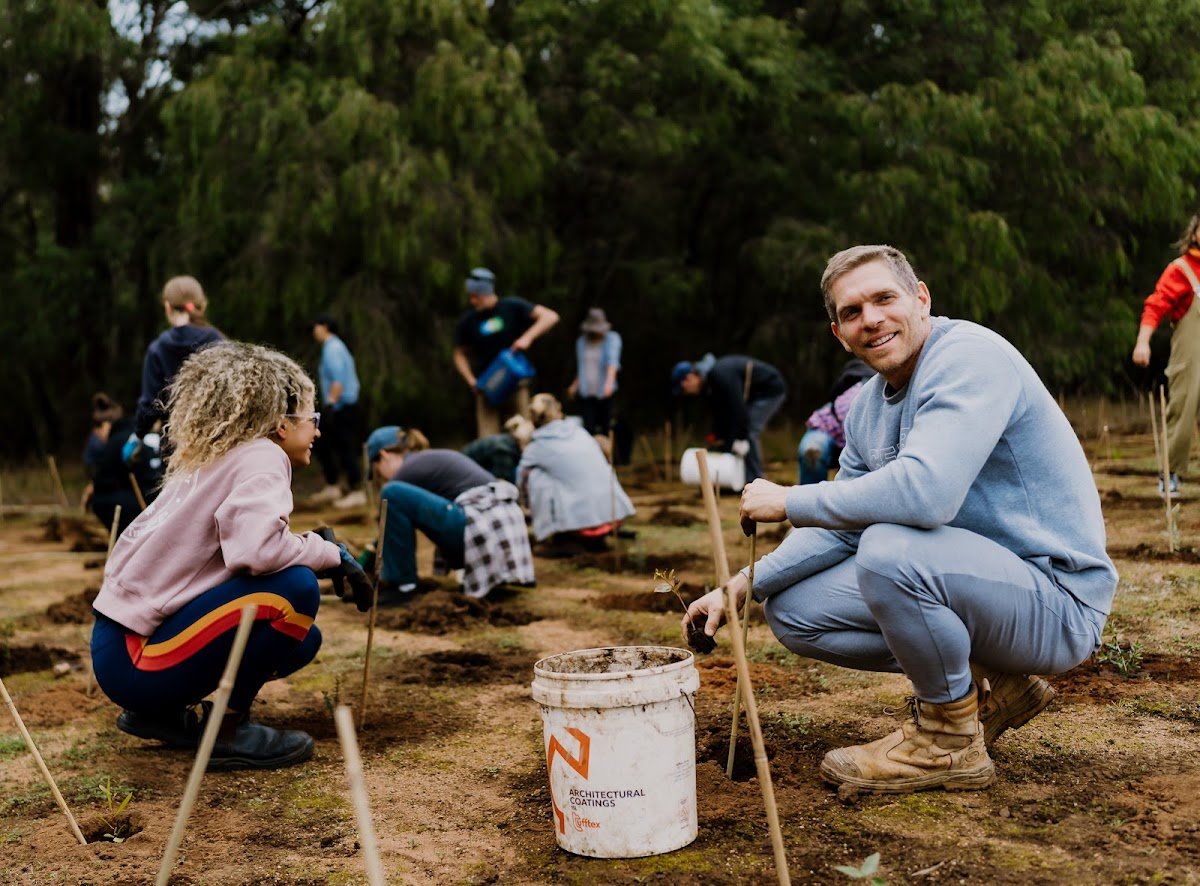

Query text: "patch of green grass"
[0, 735, 27, 760]
[1118, 697, 1200, 726]
[1, 826, 29, 844]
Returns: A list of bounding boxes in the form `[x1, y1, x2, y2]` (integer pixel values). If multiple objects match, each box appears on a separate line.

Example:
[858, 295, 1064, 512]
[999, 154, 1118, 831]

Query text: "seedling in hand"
[654, 568, 716, 654]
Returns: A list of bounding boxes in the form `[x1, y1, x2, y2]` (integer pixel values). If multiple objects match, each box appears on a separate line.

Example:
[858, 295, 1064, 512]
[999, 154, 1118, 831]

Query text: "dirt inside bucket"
[537, 646, 689, 675]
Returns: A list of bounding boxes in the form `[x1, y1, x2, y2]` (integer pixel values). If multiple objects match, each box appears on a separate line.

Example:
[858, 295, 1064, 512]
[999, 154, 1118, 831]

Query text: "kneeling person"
[368, 426, 535, 602]
[92, 343, 370, 770]
[685, 245, 1117, 794]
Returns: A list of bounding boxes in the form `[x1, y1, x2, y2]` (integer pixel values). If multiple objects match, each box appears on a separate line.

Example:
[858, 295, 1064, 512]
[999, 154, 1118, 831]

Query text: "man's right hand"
[681, 572, 749, 642]
[1132, 342, 1151, 367]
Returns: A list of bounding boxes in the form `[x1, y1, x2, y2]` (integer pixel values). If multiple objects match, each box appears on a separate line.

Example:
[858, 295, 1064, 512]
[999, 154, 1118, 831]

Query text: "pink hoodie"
[94, 438, 341, 636]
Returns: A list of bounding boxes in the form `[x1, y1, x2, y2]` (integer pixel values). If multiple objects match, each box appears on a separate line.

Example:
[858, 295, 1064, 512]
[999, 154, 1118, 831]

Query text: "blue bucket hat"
[671, 361, 695, 395]
[465, 267, 496, 296]
[366, 426, 403, 465]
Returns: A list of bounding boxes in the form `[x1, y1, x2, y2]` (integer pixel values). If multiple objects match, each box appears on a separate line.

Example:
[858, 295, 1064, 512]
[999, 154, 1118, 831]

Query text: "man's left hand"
[740, 478, 789, 524]
[511, 336, 532, 352]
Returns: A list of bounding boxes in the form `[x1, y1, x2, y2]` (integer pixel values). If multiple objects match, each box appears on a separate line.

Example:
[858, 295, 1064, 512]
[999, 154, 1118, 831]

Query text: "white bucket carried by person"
[531, 646, 700, 858]
[679, 447, 746, 492]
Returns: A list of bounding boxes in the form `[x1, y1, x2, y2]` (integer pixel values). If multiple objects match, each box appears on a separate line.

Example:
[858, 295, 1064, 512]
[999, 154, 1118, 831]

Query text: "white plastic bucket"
[532, 646, 699, 858]
[679, 447, 746, 492]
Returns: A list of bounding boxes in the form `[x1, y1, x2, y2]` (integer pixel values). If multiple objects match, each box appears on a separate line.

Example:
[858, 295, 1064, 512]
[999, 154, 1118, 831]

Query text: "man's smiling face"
[829, 259, 932, 390]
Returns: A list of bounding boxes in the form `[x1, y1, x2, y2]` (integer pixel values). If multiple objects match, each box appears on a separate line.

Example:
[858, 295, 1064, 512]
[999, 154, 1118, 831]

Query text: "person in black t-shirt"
[452, 267, 559, 439]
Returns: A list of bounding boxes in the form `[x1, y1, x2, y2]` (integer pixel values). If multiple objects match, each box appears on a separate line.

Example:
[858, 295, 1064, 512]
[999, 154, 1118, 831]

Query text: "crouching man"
[684, 245, 1117, 793]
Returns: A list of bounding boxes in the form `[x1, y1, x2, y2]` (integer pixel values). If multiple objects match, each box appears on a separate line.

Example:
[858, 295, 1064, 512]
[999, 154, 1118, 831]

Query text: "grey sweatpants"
[762, 524, 1107, 703]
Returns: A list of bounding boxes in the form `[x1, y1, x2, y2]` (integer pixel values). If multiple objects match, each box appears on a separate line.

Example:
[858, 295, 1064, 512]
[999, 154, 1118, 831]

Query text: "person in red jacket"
[1132, 212, 1200, 495]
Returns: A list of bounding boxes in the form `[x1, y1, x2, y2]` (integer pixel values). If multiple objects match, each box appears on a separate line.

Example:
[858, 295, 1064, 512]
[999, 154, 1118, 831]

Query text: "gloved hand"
[314, 529, 375, 611]
[731, 439, 750, 458]
[121, 433, 142, 466]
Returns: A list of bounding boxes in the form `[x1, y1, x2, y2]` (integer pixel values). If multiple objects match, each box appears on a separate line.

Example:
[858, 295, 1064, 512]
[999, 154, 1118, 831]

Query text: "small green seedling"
[835, 851, 885, 884]
[653, 568, 715, 654]
[97, 776, 133, 843]
[1098, 638, 1145, 677]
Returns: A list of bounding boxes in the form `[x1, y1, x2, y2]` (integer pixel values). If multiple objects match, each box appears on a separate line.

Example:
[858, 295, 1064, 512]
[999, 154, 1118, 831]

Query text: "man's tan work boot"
[819, 690, 994, 793]
[970, 664, 1056, 748]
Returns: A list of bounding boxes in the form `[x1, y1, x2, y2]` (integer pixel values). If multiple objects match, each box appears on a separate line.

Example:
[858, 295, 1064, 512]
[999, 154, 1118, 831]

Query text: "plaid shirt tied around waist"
[454, 480, 535, 598]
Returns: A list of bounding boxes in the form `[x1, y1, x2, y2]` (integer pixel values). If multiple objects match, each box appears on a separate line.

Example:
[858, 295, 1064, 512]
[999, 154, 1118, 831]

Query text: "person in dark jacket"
[672, 353, 787, 482]
[134, 276, 225, 440]
[81, 394, 162, 536]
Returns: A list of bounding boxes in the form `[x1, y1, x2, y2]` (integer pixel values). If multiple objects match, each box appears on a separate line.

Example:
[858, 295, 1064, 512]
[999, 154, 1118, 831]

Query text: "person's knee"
[273, 565, 321, 615]
[763, 593, 825, 645]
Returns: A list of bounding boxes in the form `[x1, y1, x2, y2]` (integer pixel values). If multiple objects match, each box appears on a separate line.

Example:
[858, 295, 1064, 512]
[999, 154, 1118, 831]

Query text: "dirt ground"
[2, 416, 1199, 884]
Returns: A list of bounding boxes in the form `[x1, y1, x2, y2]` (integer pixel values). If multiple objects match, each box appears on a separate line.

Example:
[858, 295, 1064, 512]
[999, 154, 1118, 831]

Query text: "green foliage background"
[2, 0, 1196, 456]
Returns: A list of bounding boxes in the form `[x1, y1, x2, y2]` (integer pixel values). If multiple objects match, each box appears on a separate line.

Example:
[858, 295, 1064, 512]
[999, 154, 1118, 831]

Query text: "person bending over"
[517, 393, 635, 546]
[92, 342, 370, 770]
[367, 425, 535, 603]
[685, 245, 1117, 794]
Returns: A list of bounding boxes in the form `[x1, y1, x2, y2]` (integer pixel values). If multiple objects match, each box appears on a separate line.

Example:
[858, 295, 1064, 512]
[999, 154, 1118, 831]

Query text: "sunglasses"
[284, 412, 321, 429]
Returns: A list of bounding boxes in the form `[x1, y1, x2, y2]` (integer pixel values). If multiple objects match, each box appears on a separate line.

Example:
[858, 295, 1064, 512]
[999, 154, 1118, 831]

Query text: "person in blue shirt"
[310, 314, 364, 508]
[567, 308, 622, 438]
[684, 244, 1117, 796]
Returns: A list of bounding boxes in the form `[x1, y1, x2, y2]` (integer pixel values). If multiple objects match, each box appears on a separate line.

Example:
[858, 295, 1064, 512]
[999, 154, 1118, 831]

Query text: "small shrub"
[1097, 638, 1145, 677]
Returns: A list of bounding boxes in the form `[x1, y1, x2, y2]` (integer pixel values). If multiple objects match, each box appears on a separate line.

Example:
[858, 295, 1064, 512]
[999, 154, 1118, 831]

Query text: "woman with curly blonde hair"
[92, 342, 372, 770]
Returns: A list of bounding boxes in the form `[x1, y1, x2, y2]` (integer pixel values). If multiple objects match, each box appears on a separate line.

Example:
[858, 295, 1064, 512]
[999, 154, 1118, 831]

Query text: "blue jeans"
[762, 524, 1106, 703]
[744, 393, 787, 482]
[379, 481, 468, 585]
[797, 428, 839, 485]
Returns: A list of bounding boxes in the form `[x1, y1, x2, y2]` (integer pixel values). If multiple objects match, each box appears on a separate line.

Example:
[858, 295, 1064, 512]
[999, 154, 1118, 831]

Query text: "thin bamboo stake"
[358, 501, 388, 730]
[726, 523, 756, 777]
[608, 430, 620, 569]
[334, 706, 386, 886]
[0, 676, 87, 845]
[694, 451, 730, 584]
[128, 473, 148, 512]
[363, 443, 375, 524]
[664, 421, 673, 482]
[1160, 387, 1178, 552]
[157, 605, 257, 886]
[86, 504, 123, 697]
[0, 472, 4, 523]
[638, 435, 664, 482]
[724, 588, 790, 885]
[47, 456, 70, 510]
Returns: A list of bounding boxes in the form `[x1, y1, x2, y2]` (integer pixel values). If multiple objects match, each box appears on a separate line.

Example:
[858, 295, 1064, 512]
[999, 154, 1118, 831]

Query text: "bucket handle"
[680, 689, 697, 721]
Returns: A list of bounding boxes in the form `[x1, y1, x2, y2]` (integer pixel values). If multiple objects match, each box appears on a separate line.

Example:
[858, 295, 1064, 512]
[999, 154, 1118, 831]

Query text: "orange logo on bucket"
[546, 727, 590, 834]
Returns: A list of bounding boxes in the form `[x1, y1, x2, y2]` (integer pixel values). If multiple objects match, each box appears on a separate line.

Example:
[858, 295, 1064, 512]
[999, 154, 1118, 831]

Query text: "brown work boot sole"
[819, 757, 995, 793]
[981, 677, 1056, 747]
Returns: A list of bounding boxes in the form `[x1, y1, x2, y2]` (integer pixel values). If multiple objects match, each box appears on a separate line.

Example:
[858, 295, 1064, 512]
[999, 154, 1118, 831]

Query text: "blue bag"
[476, 350, 536, 406]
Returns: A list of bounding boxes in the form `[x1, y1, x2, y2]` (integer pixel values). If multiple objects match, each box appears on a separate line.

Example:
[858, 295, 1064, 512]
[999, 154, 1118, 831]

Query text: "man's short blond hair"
[821, 245, 920, 321]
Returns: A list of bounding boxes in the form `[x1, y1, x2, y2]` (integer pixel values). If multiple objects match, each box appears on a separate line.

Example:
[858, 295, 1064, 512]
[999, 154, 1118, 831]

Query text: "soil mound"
[591, 580, 706, 613]
[1108, 543, 1200, 563]
[646, 506, 702, 527]
[373, 590, 539, 635]
[44, 586, 99, 623]
[41, 515, 108, 552]
[1051, 652, 1200, 703]
[386, 648, 537, 686]
[0, 643, 80, 678]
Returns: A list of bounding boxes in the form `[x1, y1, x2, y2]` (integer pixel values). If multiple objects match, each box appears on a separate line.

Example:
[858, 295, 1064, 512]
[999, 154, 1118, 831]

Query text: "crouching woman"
[368, 426, 535, 602]
[91, 342, 366, 770]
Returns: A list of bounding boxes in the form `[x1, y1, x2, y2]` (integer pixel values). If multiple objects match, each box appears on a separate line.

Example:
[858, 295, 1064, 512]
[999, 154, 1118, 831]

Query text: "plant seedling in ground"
[96, 776, 133, 843]
[1097, 637, 1145, 677]
[653, 568, 715, 654]
[835, 851, 885, 884]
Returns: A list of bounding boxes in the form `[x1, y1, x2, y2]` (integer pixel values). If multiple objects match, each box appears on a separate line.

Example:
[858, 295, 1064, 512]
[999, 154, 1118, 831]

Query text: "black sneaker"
[375, 581, 420, 607]
[117, 702, 211, 748]
[208, 717, 314, 771]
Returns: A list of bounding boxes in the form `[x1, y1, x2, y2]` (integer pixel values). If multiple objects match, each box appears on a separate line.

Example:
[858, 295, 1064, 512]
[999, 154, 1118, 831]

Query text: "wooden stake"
[664, 420, 673, 482]
[0, 676, 87, 845]
[1159, 387, 1178, 552]
[157, 604, 257, 886]
[334, 706, 386, 886]
[638, 435, 663, 482]
[726, 525, 756, 777]
[608, 430, 620, 569]
[128, 473, 148, 512]
[47, 456, 70, 510]
[363, 444, 375, 524]
[358, 501, 388, 730]
[694, 450, 730, 584]
[724, 587, 790, 885]
[86, 504, 123, 698]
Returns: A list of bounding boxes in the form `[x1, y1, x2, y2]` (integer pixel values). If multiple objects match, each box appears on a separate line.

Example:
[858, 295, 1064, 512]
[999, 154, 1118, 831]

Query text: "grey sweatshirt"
[753, 317, 1117, 616]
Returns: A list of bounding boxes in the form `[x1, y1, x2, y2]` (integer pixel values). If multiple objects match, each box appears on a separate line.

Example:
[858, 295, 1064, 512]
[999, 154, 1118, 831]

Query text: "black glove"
[314, 528, 345, 599]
